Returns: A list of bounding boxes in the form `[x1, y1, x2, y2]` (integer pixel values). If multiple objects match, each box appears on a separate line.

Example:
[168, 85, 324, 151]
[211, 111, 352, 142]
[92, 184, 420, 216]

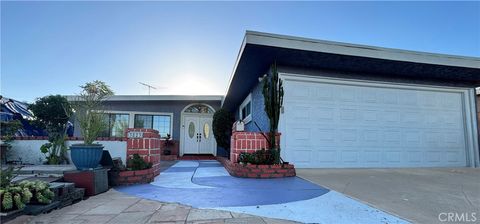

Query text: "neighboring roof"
[66, 95, 223, 102]
[0, 96, 34, 120]
[222, 31, 480, 110]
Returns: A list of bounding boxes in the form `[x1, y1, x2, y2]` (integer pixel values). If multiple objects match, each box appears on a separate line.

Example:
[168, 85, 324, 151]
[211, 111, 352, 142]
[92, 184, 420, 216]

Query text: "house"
[71, 31, 480, 168]
[71, 95, 223, 157]
[222, 31, 480, 168]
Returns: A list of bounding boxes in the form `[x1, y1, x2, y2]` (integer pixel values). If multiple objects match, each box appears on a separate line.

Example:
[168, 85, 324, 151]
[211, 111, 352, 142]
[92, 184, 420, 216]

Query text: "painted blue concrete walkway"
[116, 160, 328, 207]
[116, 160, 409, 223]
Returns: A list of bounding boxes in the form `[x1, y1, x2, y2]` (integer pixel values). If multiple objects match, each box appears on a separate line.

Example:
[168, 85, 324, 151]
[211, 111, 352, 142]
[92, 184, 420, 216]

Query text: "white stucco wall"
[7, 140, 127, 165]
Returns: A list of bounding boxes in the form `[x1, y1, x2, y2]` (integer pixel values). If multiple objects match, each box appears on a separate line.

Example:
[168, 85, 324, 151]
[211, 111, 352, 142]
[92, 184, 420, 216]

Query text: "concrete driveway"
[297, 168, 480, 224]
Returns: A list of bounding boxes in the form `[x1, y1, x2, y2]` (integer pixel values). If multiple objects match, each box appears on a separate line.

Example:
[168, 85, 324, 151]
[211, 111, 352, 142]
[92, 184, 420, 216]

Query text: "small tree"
[72, 80, 114, 145]
[262, 62, 284, 164]
[29, 95, 73, 164]
[212, 109, 234, 154]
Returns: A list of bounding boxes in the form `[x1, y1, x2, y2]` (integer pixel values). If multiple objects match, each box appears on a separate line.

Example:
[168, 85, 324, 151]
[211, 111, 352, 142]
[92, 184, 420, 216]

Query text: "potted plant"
[70, 81, 113, 170]
[163, 134, 173, 155]
[29, 95, 73, 164]
[0, 120, 22, 164]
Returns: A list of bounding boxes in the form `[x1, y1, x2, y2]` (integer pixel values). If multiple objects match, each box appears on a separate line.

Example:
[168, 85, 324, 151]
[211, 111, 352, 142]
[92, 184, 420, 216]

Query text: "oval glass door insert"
[188, 122, 195, 139]
[203, 123, 210, 139]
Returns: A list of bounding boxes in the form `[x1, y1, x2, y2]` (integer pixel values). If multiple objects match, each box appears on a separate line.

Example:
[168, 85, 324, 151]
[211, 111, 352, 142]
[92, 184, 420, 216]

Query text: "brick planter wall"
[126, 128, 161, 176]
[217, 157, 295, 178]
[230, 130, 280, 163]
[109, 167, 155, 186]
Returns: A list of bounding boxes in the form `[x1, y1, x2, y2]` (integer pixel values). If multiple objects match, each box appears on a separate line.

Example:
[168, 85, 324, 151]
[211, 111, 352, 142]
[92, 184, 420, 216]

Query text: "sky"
[2, 1, 479, 103]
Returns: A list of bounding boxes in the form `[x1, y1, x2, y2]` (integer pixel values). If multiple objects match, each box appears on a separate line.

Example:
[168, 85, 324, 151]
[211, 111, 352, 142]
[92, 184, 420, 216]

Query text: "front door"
[183, 115, 215, 154]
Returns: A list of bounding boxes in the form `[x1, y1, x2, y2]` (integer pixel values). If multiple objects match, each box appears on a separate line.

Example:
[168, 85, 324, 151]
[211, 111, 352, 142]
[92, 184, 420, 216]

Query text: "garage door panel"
[384, 151, 403, 163]
[286, 127, 311, 147]
[315, 107, 335, 122]
[340, 150, 359, 163]
[446, 150, 464, 163]
[362, 150, 382, 163]
[283, 78, 469, 168]
[406, 151, 423, 163]
[317, 148, 337, 163]
[362, 110, 378, 122]
[315, 86, 334, 101]
[339, 108, 357, 121]
[315, 129, 335, 144]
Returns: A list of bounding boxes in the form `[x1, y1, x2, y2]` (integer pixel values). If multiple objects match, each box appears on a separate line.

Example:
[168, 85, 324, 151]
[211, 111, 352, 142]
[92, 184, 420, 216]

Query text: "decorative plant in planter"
[71, 80, 114, 170]
[163, 134, 173, 155]
[128, 154, 152, 170]
[212, 108, 235, 156]
[238, 149, 275, 165]
[29, 95, 73, 164]
[262, 62, 284, 164]
[0, 120, 22, 164]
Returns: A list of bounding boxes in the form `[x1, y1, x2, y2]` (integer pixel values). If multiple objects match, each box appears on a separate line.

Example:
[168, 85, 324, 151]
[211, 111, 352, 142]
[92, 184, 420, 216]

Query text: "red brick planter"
[217, 157, 296, 178]
[109, 167, 157, 186]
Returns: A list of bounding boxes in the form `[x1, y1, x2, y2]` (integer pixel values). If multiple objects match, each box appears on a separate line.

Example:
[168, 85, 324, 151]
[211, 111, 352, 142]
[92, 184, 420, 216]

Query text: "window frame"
[101, 110, 173, 139]
[134, 113, 172, 138]
[102, 113, 130, 137]
[239, 93, 252, 123]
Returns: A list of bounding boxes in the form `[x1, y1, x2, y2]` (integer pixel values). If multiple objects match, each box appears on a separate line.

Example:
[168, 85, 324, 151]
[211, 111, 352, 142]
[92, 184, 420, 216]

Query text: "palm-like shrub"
[72, 80, 114, 145]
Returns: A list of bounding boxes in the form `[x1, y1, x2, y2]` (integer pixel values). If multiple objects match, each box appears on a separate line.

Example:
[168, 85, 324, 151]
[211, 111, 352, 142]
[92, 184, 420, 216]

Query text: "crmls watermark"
[438, 212, 477, 222]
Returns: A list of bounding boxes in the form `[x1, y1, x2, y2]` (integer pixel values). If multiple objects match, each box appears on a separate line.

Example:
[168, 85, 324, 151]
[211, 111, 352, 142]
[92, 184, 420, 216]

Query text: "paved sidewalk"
[8, 189, 297, 224]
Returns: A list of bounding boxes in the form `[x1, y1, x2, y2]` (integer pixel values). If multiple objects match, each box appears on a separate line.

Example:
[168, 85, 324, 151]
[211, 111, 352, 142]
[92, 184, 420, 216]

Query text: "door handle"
[199, 133, 202, 142]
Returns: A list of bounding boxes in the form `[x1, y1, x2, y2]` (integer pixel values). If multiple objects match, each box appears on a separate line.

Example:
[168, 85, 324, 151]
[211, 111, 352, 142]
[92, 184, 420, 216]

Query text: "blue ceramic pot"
[70, 144, 104, 170]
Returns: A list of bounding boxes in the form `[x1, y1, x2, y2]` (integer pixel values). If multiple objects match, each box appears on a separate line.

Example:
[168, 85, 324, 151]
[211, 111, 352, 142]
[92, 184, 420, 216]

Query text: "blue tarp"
[0, 96, 73, 137]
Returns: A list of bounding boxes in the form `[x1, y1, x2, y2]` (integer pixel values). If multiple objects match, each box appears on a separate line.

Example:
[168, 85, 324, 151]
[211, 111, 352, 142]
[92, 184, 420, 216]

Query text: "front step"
[178, 154, 216, 160]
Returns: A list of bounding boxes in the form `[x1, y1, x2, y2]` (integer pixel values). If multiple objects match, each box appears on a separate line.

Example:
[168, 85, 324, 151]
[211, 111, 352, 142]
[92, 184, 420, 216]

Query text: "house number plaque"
[127, 131, 144, 138]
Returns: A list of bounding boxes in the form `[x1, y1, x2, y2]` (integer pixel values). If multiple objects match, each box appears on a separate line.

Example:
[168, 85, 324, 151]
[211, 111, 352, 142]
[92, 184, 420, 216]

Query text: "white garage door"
[281, 76, 471, 168]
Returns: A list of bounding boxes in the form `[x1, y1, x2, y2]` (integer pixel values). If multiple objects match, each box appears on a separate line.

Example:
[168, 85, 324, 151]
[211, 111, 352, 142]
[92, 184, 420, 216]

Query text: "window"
[184, 104, 214, 114]
[101, 113, 129, 137]
[239, 94, 252, 123]
[134, 114, 171, 138]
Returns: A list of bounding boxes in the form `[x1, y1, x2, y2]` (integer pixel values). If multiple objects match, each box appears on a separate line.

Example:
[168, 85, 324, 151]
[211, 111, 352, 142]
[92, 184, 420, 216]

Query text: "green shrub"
[127, 154, 152, 171]
[0, 120, 22, 144]
[30, 95, 73, 164]
[0, 166, 19, 188]
[238, 149, 275, 165]
[212, 109, 235, 150]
